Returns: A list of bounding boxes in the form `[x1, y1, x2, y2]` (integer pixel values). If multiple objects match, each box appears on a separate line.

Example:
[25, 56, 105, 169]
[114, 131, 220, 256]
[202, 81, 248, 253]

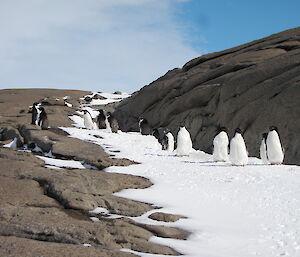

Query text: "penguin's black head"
[98, 109, 105, 115]
[235, 128, 242, 134]
[37, 105, 44, 111]
[262, 133, 268, 139]
[217, 126, 228, 134]
[140, 117, 148, 123]
[269, 126, 278, 132]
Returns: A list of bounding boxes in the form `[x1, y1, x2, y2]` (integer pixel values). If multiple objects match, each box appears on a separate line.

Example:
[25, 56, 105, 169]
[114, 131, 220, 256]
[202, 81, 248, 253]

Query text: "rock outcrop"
[114, 27, 300, 165]
[0, 89, 188, 257]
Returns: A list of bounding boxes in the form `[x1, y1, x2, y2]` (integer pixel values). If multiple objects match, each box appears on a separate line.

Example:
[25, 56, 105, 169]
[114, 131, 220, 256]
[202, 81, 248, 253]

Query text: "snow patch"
[37, 156, 86, 169]
[3, 137, 18, 149]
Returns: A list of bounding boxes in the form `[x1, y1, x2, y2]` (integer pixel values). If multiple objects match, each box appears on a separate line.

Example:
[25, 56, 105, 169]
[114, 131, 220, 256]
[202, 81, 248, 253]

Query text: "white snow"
[83, 92, 130, 105]
[64, 101, 73, 107]
[60, 95, 300, 257]
[45, 165, 63, 170]
[61, 120, 300, 257]
[37, 156, 86, 169]
[89, 207, 110, 215]
[3, 137, 18, 149]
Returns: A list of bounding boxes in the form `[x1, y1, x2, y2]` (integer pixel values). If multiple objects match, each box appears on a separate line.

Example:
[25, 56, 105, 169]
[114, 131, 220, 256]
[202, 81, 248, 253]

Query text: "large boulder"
[114, 27, 300, 165]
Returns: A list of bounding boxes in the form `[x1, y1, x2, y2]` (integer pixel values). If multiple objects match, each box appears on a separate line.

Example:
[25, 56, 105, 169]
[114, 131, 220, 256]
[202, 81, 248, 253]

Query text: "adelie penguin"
[213, 127, 229, 162]
[97, 109, 107, 129]
[107, 112, 119, 133]
[31, 102, 41, 125]
[166, 132, 174, 152]
[83, 110, 94, 130]
[139, 118, 152, 135]
[266, 126, 284, 165]
[229, 128, 248, 166]
[175, 126, 192, 156]
[153, 127, 170, 150]
[36, 106, 49, 130]
[259, 133, 269, 164]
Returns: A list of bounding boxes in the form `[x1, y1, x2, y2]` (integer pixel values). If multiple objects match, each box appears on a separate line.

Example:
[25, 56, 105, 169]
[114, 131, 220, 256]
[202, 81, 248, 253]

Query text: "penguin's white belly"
[176, 135, 192, 156]
[213, 134, 229, 162]
[166, 133, 174, 152]
[260, 140, 269, 164]
[83, 114, 94, 130]
[266, 132, 284, 164]
[35, 109, 41, 126]
[105, 117, 112, 132]
[230, 136, 248, 166]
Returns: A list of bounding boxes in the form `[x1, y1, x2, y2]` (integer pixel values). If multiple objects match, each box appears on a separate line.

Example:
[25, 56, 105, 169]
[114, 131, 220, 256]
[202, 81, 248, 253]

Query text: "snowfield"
[58, 92, 300, 257]
[82, 92, 131, 105]
[62, 122, 300, 257]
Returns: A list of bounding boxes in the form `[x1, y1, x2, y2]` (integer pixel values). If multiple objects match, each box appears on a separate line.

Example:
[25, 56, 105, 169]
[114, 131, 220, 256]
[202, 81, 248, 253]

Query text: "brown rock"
[0, 89, 190, 256]
[0, 236, 136, 257]
[149, 212, 187, 223]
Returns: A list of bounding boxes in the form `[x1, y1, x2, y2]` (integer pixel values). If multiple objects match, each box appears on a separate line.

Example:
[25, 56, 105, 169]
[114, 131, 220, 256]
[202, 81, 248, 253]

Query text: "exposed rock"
[0, 88, 188, 256]
[92, 94, 107, 100]
[84, 96, 93, 102]
[18, 124, 135, 169]
[148, 212, 187, 223]
[0, 88, 88, 128]
[0, 146, 183, 256]
[0, 125, 23, 147]
[129, 220, 190, 240]
[0, 236, 136, 257]
[114, 27, 300, 165]
[40, 97, 66, 106]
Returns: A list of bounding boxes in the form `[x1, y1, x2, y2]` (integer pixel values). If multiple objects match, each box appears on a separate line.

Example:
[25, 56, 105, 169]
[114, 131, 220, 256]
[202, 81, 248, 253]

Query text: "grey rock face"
[115, 27, 300, 165]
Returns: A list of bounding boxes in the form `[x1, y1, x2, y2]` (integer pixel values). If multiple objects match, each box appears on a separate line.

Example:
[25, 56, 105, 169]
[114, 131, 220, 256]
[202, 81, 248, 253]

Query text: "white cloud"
[0, 0, 200, 93]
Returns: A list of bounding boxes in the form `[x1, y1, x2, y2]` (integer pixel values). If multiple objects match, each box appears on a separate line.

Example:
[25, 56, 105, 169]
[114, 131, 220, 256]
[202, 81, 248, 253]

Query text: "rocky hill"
[114, 27, 300, 165]
[0, 89, 188, 257]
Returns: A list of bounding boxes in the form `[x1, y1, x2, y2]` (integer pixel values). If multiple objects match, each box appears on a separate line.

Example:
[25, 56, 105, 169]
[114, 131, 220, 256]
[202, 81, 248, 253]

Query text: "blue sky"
[175, 0, 300, 53]
[0, 0, 299, 93]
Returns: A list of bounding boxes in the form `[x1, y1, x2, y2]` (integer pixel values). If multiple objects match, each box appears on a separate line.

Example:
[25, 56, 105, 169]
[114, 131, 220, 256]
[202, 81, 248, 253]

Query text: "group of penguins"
[139, 118, 284, 166]
[31, 102, 49, 129]
[32, 103, 284, 166]
[82, 109, 119, 132]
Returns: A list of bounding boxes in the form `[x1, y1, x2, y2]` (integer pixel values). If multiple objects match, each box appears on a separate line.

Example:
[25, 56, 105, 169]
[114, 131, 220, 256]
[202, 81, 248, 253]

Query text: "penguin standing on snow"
[107, 112, 119, 133]
[229, 128, 248, 166]
[266, 126, 284, 165]
[83, 110, 94, 130]
[213, 127, 229, 162]
[139, 118, 152, 135]
[175, 127, 193, 156]
[166, 132, 174, 152]
[153, 127, 170, 150]
[259, 133, 269, 164]
[97, 109, 107, 129]
[36, 106, 49, 130]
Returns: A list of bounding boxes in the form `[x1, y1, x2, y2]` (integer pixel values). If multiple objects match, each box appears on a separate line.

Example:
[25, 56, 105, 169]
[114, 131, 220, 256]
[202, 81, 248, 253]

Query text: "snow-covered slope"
[60, 93, 300, 257]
